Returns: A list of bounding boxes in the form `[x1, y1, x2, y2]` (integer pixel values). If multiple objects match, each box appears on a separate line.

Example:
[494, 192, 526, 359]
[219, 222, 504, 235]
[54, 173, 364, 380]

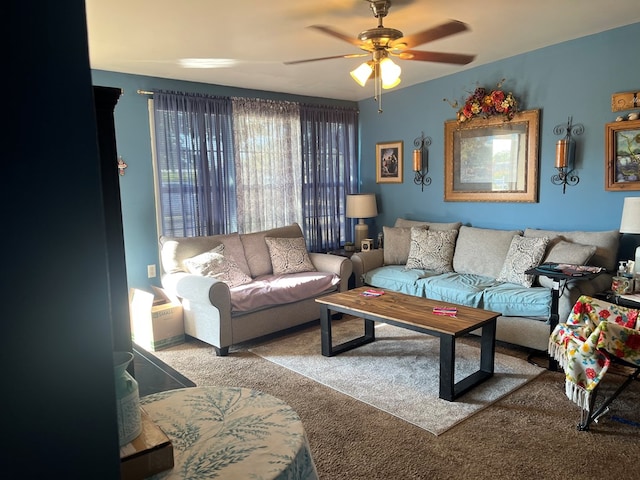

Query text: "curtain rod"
[137, 90, 154, 96]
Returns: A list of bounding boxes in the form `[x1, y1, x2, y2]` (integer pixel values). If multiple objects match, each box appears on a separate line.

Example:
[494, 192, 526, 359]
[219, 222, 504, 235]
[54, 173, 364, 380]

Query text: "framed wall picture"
[376, 141, 403, 183]
[444, 109, 540, 202]
[605, 119, 640, 191]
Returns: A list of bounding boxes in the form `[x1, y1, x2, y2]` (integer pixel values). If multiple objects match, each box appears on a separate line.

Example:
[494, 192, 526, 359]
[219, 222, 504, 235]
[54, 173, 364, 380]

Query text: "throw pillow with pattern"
[265, 236, 316, 275]
[497, 236, 549, 287]
[183, 244, 252, 287]
[406, 228, 458, 273]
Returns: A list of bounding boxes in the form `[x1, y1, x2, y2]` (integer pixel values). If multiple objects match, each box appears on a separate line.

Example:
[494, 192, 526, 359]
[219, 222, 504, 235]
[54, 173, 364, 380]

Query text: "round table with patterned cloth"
[140, 386, 319, 479]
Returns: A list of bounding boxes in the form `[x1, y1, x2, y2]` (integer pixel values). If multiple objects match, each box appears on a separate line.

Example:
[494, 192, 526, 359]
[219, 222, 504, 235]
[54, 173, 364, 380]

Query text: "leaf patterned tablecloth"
[549, 295, 640, 411]
[141, 386, 319, 480]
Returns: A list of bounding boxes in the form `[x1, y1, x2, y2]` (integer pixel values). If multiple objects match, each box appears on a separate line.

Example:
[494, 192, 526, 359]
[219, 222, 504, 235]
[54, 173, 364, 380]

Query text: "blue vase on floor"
[114, 351, 142, 446]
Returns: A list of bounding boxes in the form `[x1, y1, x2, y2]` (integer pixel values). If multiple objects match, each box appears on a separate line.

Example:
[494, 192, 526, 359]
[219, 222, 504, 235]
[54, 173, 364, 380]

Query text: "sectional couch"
[351, 218, 619, 352]
[159, 223, 352, 355]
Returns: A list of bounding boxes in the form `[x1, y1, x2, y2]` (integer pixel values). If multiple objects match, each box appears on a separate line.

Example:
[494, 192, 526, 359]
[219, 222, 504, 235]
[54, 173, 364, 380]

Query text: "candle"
[555, 139, 567, 168]
[413, 149, 421, 172]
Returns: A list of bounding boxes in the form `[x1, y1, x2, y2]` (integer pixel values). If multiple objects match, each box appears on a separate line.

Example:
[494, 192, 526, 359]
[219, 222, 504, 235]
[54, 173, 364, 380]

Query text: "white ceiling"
[85, 0, 640, 102]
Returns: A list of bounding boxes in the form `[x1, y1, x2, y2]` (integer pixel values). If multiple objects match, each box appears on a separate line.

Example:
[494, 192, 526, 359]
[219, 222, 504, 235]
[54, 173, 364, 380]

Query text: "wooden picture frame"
[444, 109, 540, 202]
[605, 119, 640, 191]
[376, 141, 403, 183]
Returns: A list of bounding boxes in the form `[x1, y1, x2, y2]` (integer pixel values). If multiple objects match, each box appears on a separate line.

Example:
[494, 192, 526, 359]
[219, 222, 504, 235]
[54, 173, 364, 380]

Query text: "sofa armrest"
[161, 272, 233, 351]
[309, 253, 353, 292]
[162, 271, 231, 308]
[351, 249, 384, 287]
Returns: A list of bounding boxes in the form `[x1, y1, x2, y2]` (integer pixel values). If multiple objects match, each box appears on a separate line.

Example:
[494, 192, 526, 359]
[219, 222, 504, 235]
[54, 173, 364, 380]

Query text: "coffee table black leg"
[320, 305, 333, 356]
[439, 335, 455, 401]
[480, 319, 496, 373]
[439, 319, 496, 401]
[321, 306, 376, 357]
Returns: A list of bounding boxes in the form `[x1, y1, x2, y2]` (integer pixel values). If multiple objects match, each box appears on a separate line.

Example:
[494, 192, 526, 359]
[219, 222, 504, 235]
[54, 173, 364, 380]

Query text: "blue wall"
[93, 23, 639, 292]
[358, 23, 639, 238]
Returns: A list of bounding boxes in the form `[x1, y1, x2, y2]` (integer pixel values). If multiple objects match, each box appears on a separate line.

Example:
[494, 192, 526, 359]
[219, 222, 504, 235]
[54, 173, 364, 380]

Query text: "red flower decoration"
[585, 368, 597, 380]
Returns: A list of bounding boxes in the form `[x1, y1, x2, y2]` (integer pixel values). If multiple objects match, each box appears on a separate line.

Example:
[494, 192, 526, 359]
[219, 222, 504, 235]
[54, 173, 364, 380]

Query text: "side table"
[140, 386, 319, 479]
[594, 291, 640, 308]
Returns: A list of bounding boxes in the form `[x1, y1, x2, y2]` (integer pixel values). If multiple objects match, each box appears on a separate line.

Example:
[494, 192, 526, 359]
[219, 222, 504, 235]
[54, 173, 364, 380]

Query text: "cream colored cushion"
[182, 244, 252, 287]
[523, 228, 619, 271]
[383, 226, 425, 265]
[265, 237, 316, 274]
[453, 226, 524, 278]
[542, 240, 598, 265]
[497, 236, 549, 287]
[406, 228, 458, 273]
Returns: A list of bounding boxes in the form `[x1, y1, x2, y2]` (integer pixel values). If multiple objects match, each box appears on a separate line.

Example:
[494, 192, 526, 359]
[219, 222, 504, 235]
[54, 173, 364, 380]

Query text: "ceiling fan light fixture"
[379, 57, 401, 88]
[350, 61, 374, 86]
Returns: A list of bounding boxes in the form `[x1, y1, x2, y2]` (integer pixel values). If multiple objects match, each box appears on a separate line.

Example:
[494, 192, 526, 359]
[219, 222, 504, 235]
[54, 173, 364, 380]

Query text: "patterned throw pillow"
[405, 228, 458, 273]
[265, 237, 317, 275]
[183, 244, 252, 288]
[497, 236, 549, 287]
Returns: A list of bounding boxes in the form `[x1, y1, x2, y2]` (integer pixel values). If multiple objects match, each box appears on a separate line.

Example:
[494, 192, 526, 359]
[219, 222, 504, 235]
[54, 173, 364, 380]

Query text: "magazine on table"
[535, 262, 604, 276]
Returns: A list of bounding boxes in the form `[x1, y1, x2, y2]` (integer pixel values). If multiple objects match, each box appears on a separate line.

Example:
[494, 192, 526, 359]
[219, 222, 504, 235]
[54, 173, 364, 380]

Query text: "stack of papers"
[432, 306, 458, 317]
[361, 289, 385, 297]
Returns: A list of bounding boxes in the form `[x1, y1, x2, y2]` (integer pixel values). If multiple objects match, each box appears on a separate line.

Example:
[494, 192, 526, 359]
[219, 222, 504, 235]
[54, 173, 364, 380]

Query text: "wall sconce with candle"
[413, 132, 432, 191]
[551, 116, 583, 194]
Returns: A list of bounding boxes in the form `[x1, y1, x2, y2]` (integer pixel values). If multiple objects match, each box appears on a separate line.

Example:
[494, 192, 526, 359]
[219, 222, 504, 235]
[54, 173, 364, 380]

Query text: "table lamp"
[346, 193, 378, 250]
[619, 196, 640, 277]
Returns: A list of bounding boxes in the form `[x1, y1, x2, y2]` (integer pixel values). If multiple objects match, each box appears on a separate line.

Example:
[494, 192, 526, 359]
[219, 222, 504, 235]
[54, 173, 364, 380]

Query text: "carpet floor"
[152, 320, 640, 480]
[249, 317, 543, 435]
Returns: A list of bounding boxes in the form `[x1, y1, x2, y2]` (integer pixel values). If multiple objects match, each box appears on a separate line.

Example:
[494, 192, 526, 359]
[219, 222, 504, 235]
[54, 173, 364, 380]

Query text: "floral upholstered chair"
[548, 295, 640, 430]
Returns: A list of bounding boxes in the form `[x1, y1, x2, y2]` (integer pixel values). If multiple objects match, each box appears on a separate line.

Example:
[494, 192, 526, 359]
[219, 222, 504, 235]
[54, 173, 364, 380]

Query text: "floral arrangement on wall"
[445, 79, 519, 124]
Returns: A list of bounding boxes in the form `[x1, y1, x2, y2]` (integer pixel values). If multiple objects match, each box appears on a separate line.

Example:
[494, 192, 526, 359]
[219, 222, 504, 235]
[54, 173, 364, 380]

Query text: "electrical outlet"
[147, 264, 156, 278]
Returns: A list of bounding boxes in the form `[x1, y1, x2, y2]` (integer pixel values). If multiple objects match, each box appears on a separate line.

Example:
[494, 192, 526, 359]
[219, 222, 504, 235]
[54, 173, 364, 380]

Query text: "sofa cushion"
[406, 228, 458, 273]
[265, 236, 316, 274]
[383, 226, 426, 265]
[159, 232, 250, 276]
[240, 223, 305, 277]
[542, 239, 598, 265]
[229, 272, 339, 313]
[523, 228, 619, 272]
[497, 236, 549, 287]
[482, 283, 552, 317]
[394, 218, 463, 231]
[453, 226, 524, 278]
[363, 265, 434, 296]
[182, 244, 252, 288]
[420, 272, 496, 307]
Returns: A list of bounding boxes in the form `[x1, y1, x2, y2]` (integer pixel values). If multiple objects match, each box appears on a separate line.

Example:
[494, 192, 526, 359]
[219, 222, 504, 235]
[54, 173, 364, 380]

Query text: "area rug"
[248, 317, 544, 435]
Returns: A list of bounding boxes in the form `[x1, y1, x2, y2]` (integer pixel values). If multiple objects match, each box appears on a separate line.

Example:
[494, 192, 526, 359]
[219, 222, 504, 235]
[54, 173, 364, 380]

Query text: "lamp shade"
[346, 193, 378, 219]
[620, 197, 640, 233]
[350, 62, 374, 87]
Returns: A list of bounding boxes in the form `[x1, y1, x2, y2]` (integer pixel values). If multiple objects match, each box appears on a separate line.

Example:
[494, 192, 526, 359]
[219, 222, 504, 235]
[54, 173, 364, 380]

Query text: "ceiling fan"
[285, 0, 475, 110]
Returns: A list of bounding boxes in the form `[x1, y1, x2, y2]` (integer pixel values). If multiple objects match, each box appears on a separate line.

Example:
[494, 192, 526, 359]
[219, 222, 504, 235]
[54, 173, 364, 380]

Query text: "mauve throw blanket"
[230, 272, 340, 313]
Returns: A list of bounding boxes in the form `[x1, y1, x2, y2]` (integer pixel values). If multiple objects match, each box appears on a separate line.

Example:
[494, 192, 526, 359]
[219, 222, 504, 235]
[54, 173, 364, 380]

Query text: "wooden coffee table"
[316, 287, 500, 401]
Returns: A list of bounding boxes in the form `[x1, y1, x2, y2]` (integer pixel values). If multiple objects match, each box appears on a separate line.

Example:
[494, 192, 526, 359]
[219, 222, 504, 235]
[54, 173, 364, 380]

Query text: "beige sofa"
[351, 218, 619, 352]
[159, 223, 352, 355]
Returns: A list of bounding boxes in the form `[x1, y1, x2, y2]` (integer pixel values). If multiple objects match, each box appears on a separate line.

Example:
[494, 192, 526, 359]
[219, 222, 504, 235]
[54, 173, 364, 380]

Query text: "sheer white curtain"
[232, 98, 302, 233]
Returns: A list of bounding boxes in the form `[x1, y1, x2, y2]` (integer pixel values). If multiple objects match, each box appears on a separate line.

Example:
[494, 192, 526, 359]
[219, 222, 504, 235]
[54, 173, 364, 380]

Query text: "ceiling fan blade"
[284, 53, 369, 65]
[308, 25, 363, 47]
[399, 50, 475, 65]
[390, 20, 469, 50]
